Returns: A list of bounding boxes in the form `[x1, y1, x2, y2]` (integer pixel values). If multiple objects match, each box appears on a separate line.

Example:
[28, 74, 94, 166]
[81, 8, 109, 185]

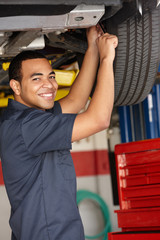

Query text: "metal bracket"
[2, 31, 43, 57]
[0, 4, 105, 32]
[67, 4, 105, 28]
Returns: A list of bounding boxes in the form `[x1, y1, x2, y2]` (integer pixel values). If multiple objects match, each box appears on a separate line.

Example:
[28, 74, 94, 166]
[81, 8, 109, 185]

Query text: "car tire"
[105, 6, 160, 106]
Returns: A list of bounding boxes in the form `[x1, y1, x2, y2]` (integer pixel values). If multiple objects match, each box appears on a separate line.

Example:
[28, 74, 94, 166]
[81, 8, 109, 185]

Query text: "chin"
[44, 102, 55, 110]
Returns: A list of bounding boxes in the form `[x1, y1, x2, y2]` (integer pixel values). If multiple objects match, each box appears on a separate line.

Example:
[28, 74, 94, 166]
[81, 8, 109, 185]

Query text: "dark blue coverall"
[0, 99, 85, 240]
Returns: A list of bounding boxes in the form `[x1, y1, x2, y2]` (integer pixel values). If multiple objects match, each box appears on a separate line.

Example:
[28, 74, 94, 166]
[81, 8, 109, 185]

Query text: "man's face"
[13, 58, 58, 110]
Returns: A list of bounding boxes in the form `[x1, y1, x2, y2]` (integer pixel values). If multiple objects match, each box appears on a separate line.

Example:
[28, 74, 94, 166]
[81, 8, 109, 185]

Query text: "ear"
[10, 79, 21, 95]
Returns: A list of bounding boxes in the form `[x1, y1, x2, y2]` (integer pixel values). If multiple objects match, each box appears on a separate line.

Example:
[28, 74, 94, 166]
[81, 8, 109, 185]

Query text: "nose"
[42, 78, 58, 90]
[42, 78, 52, 88]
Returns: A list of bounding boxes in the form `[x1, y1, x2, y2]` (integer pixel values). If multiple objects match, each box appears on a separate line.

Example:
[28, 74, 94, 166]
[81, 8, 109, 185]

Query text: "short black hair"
[9, 50, 47, 82]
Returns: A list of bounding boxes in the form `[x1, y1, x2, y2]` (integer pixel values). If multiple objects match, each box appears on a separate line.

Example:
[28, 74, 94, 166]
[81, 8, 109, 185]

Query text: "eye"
[49, 75, 55, 80]
[32, 77, 40, 81]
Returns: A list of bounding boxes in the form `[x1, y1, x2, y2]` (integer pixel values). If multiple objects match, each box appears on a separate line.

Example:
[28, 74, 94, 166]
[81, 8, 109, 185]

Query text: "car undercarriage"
[0, 0, 159, 106]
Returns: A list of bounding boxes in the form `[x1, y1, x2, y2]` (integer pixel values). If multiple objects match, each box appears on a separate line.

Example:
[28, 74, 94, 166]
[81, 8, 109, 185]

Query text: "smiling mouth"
[38, 92, 55, 100]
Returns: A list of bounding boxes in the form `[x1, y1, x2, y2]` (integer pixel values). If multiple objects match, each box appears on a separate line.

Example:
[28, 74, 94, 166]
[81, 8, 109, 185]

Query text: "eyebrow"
[30, 71, 55, 78]
[49, 71, 55, 75]
[30, 73, 43, 78]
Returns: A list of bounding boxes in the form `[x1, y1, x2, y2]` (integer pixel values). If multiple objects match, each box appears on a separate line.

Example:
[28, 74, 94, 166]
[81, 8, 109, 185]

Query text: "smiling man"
[0, 26, 118, 240]
[10, 57, 58, 110]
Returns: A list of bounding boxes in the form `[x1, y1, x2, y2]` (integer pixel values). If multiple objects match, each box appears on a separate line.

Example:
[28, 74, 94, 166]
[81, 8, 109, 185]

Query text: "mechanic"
[0, 26, 118, 240]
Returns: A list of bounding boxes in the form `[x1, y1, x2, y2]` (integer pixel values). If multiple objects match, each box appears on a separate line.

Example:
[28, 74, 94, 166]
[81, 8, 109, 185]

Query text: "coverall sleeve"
[21, 106, 77, 155]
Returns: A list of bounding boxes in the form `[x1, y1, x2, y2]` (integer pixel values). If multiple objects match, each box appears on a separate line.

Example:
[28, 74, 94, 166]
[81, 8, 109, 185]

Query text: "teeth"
[42, 93, 53, 97]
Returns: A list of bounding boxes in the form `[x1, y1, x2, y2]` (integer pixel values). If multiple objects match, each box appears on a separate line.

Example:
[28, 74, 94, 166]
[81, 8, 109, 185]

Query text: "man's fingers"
[113, 37, 118, 48]
[97, 33, 118, 48]
[96, 24, 104, 37]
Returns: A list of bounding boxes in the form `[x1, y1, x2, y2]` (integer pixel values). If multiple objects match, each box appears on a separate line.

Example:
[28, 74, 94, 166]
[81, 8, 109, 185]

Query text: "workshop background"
[0, 0, 159, 238]
[0, 63, 159, 240]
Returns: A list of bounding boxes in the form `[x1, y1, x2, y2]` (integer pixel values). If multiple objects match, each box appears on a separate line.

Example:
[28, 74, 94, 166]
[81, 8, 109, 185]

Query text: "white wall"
[0, 186, 11, 240]
[72, 130, 120, 239]
[77, 175, 120, 239]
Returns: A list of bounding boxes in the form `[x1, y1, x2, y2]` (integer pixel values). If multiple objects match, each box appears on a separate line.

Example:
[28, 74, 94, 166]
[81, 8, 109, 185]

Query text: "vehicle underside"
[0, 0, 159, 106]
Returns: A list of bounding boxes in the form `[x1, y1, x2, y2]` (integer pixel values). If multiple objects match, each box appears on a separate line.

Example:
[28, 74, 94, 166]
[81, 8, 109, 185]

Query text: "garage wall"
[0, 130, 120, 239]
[72, 130, 120, 238]
[0, 186, 11, 239]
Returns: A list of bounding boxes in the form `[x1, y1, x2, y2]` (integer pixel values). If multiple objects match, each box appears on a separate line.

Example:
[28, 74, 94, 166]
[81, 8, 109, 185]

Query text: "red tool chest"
[108, 231, 160, 240]
[108, 138, 160, 239]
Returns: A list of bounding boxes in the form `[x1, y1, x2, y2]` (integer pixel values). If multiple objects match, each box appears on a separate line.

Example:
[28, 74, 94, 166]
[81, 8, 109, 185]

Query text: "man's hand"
[86, 25, 104, 56]
[96, 33, 118, 62]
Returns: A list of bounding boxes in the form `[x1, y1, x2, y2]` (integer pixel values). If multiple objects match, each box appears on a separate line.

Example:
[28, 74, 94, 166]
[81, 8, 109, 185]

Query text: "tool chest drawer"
[120, 163, 160, 177]
[122, 184, 160, 199]
[108, 231, 160, 240]
[117, 150, 160, 169]
[123, 195, 160, 209]
[115, 208, 160, 230]
[120, 172, 160, 188]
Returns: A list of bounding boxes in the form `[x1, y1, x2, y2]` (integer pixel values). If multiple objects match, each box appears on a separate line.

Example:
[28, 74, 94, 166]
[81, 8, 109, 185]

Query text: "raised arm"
[59, 25, 103, 113]
[71, 32, 118, 142]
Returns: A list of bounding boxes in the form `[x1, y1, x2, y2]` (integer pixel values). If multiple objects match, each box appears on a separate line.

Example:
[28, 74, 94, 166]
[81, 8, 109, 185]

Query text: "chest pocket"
[58, 150, 76, 180]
